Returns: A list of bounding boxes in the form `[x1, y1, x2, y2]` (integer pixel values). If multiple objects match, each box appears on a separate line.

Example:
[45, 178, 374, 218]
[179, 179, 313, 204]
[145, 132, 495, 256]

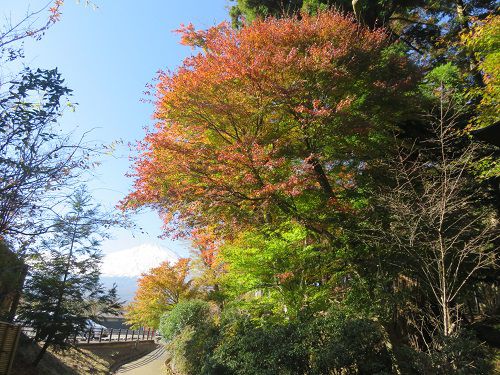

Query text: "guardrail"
[21, 327, 156, 344]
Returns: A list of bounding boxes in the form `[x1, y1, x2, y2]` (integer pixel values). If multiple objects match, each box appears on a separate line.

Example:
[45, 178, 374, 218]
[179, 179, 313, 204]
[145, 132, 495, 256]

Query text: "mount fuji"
[100, 243, 180, 301]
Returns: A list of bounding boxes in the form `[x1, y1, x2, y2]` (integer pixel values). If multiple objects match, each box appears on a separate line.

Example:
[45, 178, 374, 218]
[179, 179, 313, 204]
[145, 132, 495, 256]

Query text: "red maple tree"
[124, 10, 416, 247]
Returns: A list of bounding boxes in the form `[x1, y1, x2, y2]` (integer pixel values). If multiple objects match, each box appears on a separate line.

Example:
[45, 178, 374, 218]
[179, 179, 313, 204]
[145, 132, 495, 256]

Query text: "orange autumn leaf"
[125, 258, 196, 328]
[123, 10, 416, 243]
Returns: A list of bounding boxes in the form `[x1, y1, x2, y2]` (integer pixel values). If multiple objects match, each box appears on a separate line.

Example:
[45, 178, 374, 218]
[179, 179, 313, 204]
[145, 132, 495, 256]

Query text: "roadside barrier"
[21, 327, 156, 344]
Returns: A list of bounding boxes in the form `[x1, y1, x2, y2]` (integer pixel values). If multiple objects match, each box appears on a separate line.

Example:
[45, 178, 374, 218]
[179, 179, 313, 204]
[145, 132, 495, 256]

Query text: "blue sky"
[1, 1, 230, 261]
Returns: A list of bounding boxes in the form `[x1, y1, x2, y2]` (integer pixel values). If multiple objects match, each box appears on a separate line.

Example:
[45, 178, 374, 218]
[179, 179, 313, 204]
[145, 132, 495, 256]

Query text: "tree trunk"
[442, 295, 452, 336]
[455, 0, 468, 27]
[33, 333, 53, 366]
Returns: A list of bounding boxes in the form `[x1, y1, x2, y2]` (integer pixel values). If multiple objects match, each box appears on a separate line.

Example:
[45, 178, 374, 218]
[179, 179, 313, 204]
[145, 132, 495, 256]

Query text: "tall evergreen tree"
[18, 187, 121, 366]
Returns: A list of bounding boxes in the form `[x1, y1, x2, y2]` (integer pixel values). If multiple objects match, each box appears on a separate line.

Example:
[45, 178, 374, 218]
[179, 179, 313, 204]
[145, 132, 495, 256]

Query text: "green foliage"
[160, 299, 219, 375]
[472, 155, 500, 180]
[424, 63, 463, 92]
[17, 187, 120, 365]
[461, 15, 500, 179]
[221, 222, 332, 318]
[301, 0, 330, 15]
[305, 310, 392, 374]
[394, 331, 494, 375]
[159, 299, 214, 341]
[418, 62, 469, 109]
[160, 306, 493, 374]
[212, 313, 309, 375]
[229, 0, 303, 27]
[428, 331, 493, 375]
[462, 15, 500, 130]
[211, 308, 393, 375]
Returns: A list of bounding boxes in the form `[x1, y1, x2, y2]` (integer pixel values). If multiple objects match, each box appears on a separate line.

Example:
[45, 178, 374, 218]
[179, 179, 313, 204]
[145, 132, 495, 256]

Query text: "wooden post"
[131, 330, 134, 341]
[117, 329, 121, 342]
[109, 328, 113, 342]
[87, 329, 91, 343]
[125, 329, 128, 341]
[99, 328, 103, 343]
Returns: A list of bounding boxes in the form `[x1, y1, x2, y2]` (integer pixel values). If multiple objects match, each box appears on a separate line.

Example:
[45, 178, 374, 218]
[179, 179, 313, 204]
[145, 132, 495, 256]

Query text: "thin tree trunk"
[33, 333, 53, 366]
[442, 294, 452, 336]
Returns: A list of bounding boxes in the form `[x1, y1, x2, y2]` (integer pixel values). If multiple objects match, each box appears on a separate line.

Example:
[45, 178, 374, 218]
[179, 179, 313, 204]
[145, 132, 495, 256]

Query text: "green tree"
[17, 187, 121, 366]
[221, 222, 332, 318]
[463, 14, 500, 131]
[0, 68, 94, 241]
[462, 15, 499, 180]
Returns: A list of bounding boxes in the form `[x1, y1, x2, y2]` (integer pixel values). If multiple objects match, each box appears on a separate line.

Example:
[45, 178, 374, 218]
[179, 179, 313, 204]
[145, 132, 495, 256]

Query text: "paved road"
[115, 346, 168, 374]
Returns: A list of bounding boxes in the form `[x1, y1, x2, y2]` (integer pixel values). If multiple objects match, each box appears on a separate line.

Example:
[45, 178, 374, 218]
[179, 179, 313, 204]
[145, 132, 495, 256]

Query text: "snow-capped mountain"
[100, 243, 180, 301]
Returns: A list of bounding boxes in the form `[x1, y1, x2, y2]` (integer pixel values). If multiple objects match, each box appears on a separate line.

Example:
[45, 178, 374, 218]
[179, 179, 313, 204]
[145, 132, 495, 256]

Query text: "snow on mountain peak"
[100, 243, 180, 277]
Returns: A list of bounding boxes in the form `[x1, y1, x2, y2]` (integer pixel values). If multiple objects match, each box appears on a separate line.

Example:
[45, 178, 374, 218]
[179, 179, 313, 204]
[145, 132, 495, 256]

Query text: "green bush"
[428, 330, 493, 375]
[394, 330, 493, 375]
[307, 311, 393, 375]
[211, 309, 393, 375]
[160, 299, 220, 375]
[159, 299, 213, 341]
[212, 314, 308, 375]
[160, 303, 492, 375]
[0, 240, 25, 320]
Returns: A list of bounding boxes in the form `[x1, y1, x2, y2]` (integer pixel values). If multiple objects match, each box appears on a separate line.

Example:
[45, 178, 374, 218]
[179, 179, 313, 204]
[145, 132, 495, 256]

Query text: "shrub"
[160, 299, 219, 375]
[394, 330, 493, 375]
[159, 299, 213, 341]
[307, 310, 393, 374]
[211, 309, 394, 375]
[161, 304, 493, 374]
[212, 314, 308, 375]
[428, 330, 493, 375]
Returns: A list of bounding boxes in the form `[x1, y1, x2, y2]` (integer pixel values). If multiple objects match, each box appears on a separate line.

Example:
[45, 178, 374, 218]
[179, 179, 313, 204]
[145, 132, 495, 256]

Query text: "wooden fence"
[0, 322, 21, 375]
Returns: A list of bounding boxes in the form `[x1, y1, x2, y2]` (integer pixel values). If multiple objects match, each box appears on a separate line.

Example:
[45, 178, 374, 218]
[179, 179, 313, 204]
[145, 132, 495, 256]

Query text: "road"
[115, 346, 168, 374]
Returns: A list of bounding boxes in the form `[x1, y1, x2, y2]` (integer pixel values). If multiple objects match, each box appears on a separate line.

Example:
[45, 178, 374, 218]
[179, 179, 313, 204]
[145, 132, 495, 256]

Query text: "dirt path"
[115, 346, 167, 374]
